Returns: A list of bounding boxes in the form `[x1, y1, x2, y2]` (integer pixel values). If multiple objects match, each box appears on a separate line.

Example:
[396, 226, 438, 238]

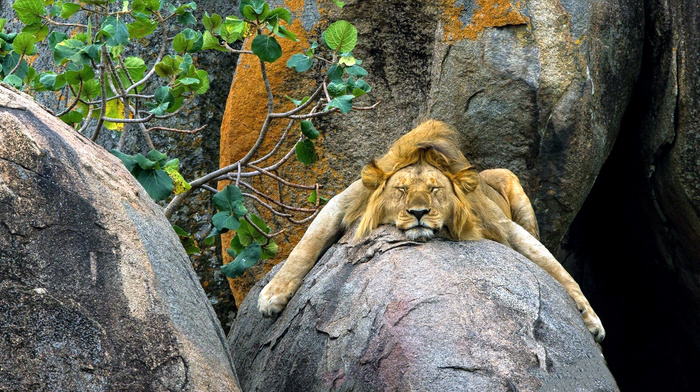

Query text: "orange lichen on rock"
[441, 0, 530, 42]
[218, 1, 325, 306]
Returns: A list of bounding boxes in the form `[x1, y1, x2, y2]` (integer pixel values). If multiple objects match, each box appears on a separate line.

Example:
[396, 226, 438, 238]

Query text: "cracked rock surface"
[229, 225, 616, 392]
[0, 86, 240, 392]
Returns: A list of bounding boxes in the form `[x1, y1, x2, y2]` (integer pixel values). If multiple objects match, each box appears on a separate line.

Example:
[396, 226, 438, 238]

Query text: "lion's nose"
[407, 209, 430, 221]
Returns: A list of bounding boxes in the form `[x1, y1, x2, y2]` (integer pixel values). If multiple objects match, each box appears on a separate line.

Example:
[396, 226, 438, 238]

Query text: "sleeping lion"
[258, 120, 605, 342]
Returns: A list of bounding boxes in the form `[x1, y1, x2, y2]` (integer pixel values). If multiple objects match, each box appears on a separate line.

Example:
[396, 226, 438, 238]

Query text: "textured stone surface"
[0, 1, 239, 332]
[218, 0, 643, 304]
[0, 86, 240, 391]
[554, 1, 700, 390]
[229, 226, 616, 392]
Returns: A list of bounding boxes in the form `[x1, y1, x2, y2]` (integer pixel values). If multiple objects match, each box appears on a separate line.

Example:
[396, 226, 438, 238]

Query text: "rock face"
[555, 1, 700, 390]
[229, 226, 616, 392]
[218, 0, 643, 304]
[0, 1, 239, 332]
[0, 86, 240, 391]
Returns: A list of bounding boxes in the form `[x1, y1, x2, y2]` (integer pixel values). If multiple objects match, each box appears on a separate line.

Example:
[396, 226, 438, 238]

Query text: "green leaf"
[100, 16, 130, 46]
[268, 8, 291, 23]
[212, 211, 241, 231]
[352, 79, 371, 97]
[287, 53, 313, 72]
[194, 69, 209, 94]
[61, 3, 81, 19]
[284, 95, 309, 106]
[249, 213, 270, 233]
[251, 35, 282, 63]
[12, 32, 37, 55]
[128, 12, 157, 38]
[0, 18, 6, 32]
[80, 79, 101, 99]
[203, 231, 218, 246]
[13, 0, 46, 25]
[220, 16, 248, 43]
[52, 39, 85, 63]
[326, 94, 354, 113]
[338, 55, 355, 66]
[300, 120, 319, 139]
[274, 25, 297, 42]
[131, 0, 161, 14]
[221, 242, 261, 278]
[136, 169, 174, 200]
[2, 75, 23, 88]
[172, 224, 189, 237]
[326, 81, 348, 97]
[60, 110, 84, 125]
[136, 153, 157, 170]
[64, 66, 95, 86]
[332, 0, 345, 8]
[323, 20, 357, 53]
[260, 240, 278, 259]
[172, 28, 202, 53]
[123, 56, 146, 82]
[236, 218, 267, 245]
[307, 189, 329, 205]
[177, 12, 197, 26]
[39, 71, 66, 91]
[110, 149, 138, 172]
[295, 139, 318, 165]
[213, 185, 246, 213]
[146, 149, 168, 166]
[69, 43, 102, 66]
[326, 64, 343, 82]
[21, 23, 49, 41]
[202, 30, 226, 52]
[229, 234, 244, 256]
[202, 12, 223, 32]
[345, 65, 367, 77]
[154, 55, 183, 77]
[48, 31, 67, 50]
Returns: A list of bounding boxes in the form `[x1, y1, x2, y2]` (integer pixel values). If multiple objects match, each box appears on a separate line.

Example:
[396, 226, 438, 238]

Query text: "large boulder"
[229, 226, 616, 392]
[0, 86, 240, 391]
[0, 1, 239, 332]
[218, 0, 643, 304]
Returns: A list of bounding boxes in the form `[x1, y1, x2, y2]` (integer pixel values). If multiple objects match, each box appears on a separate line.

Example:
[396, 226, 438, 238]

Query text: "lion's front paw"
[258, 282, 293, 318]
[580, 306, 606, 343]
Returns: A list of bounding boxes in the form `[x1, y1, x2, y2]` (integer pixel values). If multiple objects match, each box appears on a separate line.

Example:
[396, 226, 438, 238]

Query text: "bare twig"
[241, 192, 293, 218]
[101, 113, 156, 123]
[269, 84, 324, 118]
[7, 53, 25, 77]
[250, 119, 295, 165]
[239, 181, 317, 212]
[91, 61, 107, 142]
[246, 163, 320, 190]
[55, 80, 83, 117]
[146, 125, 207, 134]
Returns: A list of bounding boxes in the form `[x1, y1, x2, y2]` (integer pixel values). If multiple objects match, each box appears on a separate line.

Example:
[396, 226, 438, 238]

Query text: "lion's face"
[354, 155, 479, 241]
[381, 164, 457, 240]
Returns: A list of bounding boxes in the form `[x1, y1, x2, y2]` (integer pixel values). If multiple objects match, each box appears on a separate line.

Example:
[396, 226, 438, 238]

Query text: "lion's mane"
[342, 120, 508, 244]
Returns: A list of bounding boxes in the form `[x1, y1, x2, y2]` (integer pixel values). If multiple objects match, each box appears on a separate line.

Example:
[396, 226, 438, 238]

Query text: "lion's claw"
[258, 283, 291, 318]
[581, 307, 606, 343]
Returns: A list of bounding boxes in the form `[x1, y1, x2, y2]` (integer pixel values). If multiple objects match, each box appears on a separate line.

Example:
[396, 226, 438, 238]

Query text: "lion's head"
[343, 120, 489, 241]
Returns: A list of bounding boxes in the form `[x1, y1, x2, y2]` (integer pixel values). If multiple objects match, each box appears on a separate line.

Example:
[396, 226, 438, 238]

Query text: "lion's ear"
[452, 166, 479, 193]
[361, 160, 386, 191]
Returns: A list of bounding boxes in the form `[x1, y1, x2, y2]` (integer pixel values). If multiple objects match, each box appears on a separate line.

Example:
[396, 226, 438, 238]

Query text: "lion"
[258, 120, 605, 342]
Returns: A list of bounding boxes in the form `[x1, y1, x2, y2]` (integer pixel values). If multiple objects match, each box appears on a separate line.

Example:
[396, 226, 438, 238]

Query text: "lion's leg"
[505, 220, 605, 342]
[480, 169, 540, 240]
[258, 180, 364, 318]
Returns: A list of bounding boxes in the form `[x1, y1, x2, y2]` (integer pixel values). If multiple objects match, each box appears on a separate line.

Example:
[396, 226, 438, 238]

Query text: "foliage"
[4, 0, 375, 278]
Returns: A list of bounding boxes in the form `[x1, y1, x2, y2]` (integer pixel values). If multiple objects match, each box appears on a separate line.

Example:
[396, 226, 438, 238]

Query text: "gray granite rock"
[229, 225, 616, 392]
[0, 85, 240, 392]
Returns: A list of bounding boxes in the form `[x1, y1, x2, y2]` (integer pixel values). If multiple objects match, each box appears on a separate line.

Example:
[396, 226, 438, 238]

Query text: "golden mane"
[342, 120, 500, 241]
